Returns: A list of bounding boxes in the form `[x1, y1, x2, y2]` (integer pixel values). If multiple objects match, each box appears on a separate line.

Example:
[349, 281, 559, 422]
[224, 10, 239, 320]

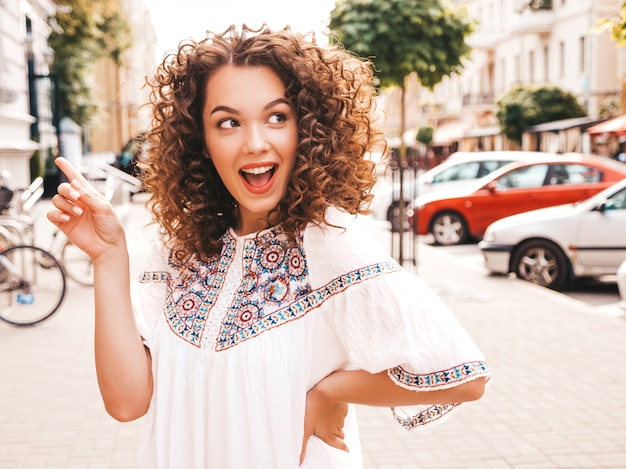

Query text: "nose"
[244, 123, 270, 154]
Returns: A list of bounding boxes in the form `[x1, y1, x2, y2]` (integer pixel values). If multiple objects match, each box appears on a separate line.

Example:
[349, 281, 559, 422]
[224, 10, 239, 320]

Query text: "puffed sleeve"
[131, 240, 170, 347]
[304, 208, 492, 429]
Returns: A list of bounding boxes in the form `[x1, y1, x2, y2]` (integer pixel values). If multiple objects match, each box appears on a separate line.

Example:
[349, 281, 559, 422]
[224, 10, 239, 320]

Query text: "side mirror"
[487, 180, 499, 193]
[592, 201, 607, 212]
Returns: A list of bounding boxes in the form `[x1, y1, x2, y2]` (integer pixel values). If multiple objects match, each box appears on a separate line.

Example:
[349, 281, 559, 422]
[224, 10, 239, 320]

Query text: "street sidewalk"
[1, 196, 625, 468]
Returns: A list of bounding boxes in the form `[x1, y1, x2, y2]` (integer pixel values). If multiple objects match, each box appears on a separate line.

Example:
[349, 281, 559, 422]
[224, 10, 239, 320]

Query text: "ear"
[203, 148, 211, 160]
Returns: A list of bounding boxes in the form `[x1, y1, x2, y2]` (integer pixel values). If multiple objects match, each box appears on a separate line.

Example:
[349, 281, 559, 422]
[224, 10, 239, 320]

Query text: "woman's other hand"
[300, 379, 349, 464]
[46, 157, 127, 262]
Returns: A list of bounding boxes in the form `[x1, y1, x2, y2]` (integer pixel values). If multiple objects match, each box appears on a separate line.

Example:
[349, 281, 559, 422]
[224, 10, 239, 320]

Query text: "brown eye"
[218, 118, 240, 129]
[267, 113, 286, 124]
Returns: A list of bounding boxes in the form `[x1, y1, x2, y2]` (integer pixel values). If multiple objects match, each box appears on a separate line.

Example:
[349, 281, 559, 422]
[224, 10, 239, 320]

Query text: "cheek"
[205, 141, 234, 178]
[283, 128, 299, 167]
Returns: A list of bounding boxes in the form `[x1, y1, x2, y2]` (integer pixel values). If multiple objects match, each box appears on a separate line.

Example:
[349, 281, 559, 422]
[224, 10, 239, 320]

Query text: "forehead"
[204, 65, 287, 106]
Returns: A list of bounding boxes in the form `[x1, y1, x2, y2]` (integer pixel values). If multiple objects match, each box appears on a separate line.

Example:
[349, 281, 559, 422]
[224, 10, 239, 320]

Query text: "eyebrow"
[209, 98, 291, 116]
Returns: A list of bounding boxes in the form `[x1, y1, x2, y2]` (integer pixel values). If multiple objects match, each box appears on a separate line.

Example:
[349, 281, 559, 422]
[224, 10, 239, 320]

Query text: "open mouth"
[240, 164, 277, 191]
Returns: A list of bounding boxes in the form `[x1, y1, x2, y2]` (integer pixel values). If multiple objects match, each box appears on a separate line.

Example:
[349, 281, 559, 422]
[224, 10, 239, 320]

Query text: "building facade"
[88, 0, 157, 156]
[0, 0, 56, 189]
[420, 0, 623, 153]
[0, 0, 156, 191]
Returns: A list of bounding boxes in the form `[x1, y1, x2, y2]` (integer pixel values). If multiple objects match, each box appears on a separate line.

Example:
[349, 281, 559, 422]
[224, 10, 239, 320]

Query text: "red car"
[408, 154, 626, 246]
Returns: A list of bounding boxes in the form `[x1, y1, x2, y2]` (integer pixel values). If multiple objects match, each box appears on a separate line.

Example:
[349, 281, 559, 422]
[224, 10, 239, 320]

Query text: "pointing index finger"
[54, 157, 90, 186]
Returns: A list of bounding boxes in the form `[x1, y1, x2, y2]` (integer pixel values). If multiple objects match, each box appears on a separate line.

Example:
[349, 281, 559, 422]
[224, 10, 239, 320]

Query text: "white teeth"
[241, 165, 274, 175]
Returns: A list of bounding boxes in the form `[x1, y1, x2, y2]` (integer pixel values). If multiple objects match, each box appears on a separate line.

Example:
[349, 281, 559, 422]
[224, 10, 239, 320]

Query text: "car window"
[546, 164, 603, 185]
[478, 160, 513, 177]
[604, 187, 626, 210]
[495, 164, 549, 189]
[431, 162, 480, 183]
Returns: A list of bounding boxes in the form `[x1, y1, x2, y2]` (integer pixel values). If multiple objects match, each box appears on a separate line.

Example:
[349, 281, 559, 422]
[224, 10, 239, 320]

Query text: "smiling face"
[202, 65, 298, 235]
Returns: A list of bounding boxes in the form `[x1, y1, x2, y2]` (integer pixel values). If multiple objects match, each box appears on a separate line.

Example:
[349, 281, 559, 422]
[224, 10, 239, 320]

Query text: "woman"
[48, 25, 490, 469]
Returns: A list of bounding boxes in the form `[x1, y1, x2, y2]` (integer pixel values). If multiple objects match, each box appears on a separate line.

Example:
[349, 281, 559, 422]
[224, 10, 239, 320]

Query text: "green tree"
[415, 126, 434, 146]
[48, 0, 132, 127]
[595, 2, 626, 46]
[329, 0, 474, 258]
[496, 84, 587, 145]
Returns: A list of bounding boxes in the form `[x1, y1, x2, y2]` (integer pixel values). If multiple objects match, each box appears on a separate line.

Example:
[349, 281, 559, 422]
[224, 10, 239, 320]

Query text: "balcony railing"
[529, 0, 552, 10]
[462, 93, 495, 107]
[517, 0, 552, 12]
[511, 7, 555, 34]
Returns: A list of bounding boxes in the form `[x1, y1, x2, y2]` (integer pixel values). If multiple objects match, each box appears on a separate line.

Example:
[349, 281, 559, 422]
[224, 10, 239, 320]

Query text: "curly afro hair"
[142, 24, 387, 260]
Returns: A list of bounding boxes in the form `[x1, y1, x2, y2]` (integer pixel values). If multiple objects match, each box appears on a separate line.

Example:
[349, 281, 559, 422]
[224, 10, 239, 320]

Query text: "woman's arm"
[300, 369, 486, 462]
[47, 158, 153, 422]
[312, 369, 486, 407]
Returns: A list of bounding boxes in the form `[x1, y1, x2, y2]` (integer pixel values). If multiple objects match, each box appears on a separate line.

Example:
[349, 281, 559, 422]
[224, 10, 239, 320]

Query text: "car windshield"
[493, 164, 549, 189]
[474, 162, 607, 191]
[603, 187, 626, 210]
[431, 162, 480, 183]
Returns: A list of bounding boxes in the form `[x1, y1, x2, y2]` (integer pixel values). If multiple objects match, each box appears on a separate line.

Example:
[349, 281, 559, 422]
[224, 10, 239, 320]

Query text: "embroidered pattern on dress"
[391, 403, 456, 429]
[388, 361, 489, 388]
[163, 240, 234, 347]
[387, 361, 490, 429]
[217, 260, 399, 350]
[138, 271, 169, 283]
[140, 227, 401, 350]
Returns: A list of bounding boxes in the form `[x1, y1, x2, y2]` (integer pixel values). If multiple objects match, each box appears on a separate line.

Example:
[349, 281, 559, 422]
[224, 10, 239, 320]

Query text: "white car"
[370, 150, 550, 229]
[479, 178, 626, 290]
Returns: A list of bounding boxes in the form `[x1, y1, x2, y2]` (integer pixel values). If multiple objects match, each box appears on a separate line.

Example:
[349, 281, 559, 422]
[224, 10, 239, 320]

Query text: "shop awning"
[432, 121, 471, 145]
[586, 115, 626, 136]
[527, 116, 603, 133]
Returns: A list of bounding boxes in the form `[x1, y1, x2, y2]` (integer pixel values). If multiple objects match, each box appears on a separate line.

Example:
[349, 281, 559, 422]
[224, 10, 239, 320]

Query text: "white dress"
[132, 207, 491, 469]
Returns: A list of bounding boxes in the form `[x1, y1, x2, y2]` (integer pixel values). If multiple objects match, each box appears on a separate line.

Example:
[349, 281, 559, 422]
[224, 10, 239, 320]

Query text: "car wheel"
[387, 201, 409, 233]
[430, 211, 467, 246]
[512, 240, 569, 290]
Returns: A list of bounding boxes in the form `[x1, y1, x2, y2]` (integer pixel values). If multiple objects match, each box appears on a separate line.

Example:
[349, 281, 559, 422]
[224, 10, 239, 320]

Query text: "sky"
[144, 0, 338, 60]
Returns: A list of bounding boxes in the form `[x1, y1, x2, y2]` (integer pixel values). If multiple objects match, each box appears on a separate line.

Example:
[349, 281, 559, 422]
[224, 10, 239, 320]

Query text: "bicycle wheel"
[61, 239, 94, 286]
[0, 245, 66, 327]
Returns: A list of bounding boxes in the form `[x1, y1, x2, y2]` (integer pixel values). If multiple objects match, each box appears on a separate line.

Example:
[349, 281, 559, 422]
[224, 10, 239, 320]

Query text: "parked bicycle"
[0, 164, 140, 327]
[0, 178, 66, 327]
[0, 238, 66, 327]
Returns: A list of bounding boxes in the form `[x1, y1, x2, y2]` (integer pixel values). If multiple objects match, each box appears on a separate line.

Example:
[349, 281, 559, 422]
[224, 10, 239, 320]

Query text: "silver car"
[479, 177, 626, 290]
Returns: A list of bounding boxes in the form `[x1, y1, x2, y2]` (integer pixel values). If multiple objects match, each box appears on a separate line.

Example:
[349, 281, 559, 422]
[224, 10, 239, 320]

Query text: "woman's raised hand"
[46, 157, 128, 262]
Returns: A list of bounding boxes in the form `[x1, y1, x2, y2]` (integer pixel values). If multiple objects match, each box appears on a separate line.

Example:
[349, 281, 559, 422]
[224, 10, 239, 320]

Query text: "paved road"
[1, 196, 625, 468]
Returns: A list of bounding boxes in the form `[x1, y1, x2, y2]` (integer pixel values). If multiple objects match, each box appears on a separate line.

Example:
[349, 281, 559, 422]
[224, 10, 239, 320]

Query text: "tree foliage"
[328, 0, 475, 251]
[328, 0, 475, 89]
[415, 126, 433, 145]
[496, 84, 587, 144]
[48, 0, 132, 126]
[595, 2, 626, 46]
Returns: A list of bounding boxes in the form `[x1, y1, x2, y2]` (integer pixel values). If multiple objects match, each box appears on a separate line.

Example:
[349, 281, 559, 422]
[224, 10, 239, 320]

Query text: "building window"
[529, 50, 535, 83]
[579, 36, 586, 73]
[559, 41, 565, 79]
[515, 54, 521, 83]
[543, 46, 550, 83]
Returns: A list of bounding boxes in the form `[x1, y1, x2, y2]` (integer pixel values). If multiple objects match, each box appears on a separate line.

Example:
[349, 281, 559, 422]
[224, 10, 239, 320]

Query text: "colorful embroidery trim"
[388, 361, 489, 388]
[391, 403, 456, 429]
[217, 260, 399, 350]
[388, 361, 489, 429]
[139, 227, 401, 350]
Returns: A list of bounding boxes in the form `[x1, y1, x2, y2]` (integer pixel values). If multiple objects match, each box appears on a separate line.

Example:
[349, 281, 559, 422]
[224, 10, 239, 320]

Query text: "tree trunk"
[398, 81, 407, 264]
